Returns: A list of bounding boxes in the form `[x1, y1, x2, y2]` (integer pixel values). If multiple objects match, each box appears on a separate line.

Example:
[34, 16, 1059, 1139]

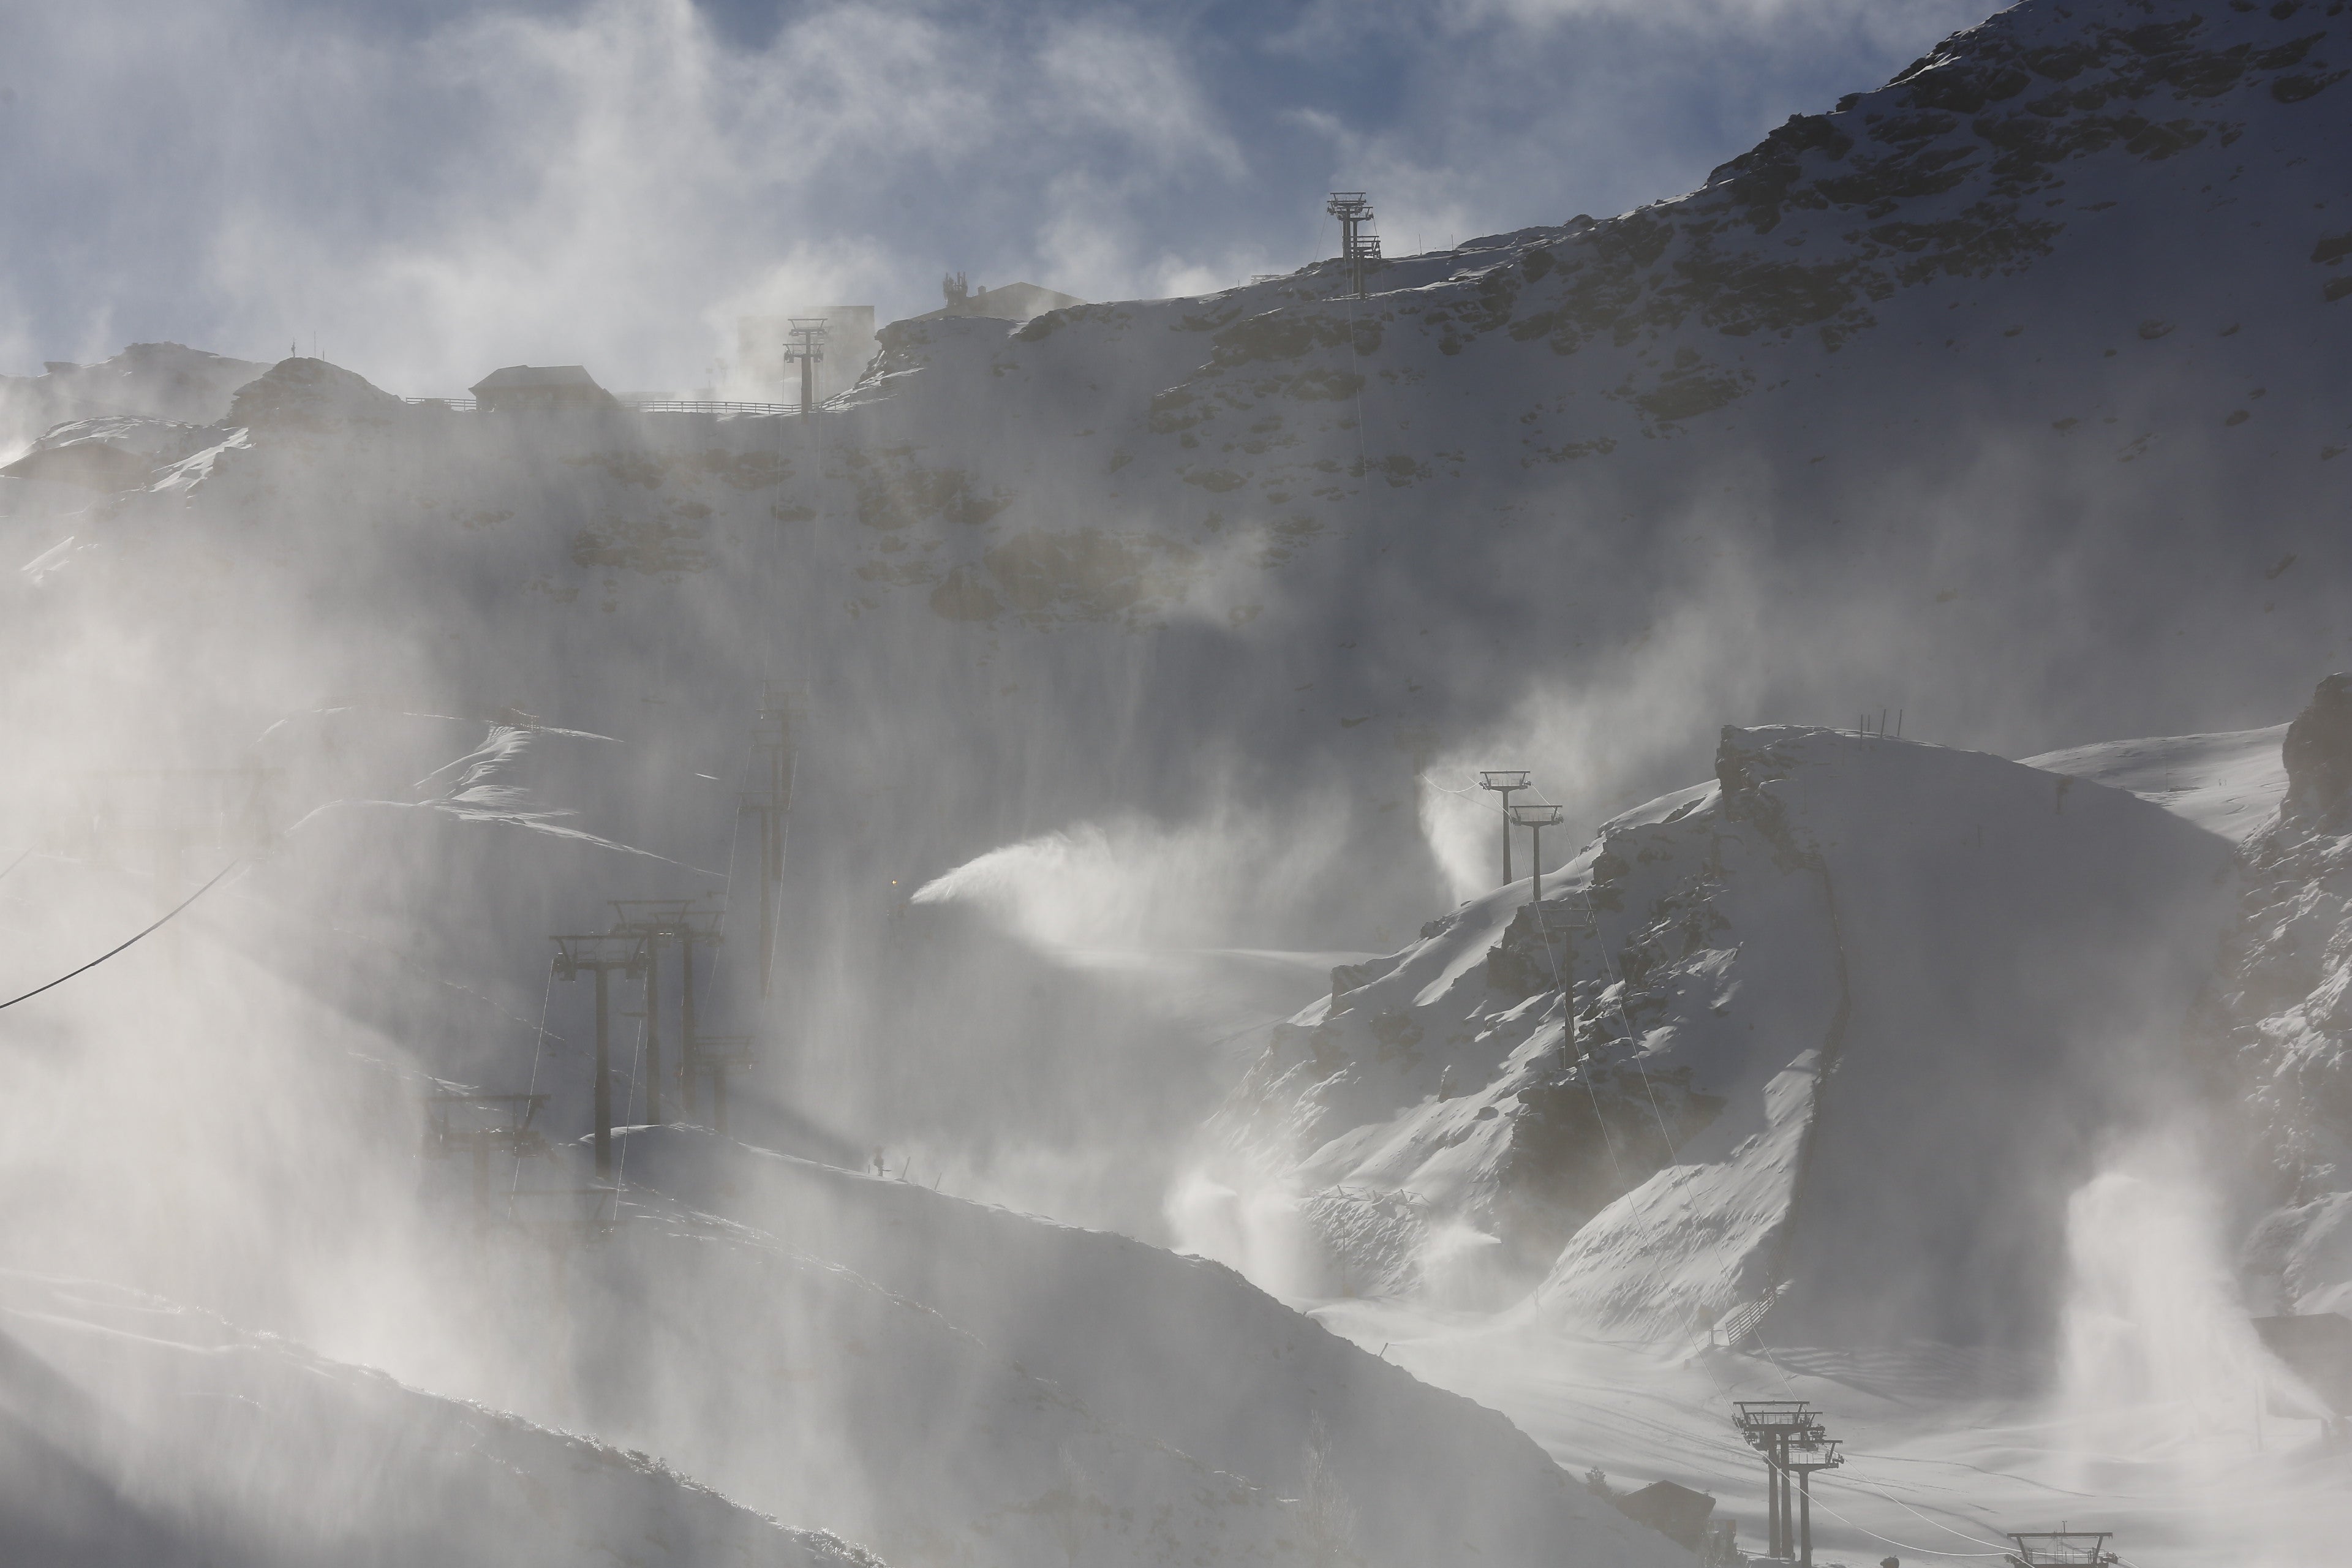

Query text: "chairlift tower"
[785, 318, 827, 415]
[1479, 770, 1531, 886]
[2003, 1531, 2119, 1568]
[551, 932, 649, 1177]
[1784, 1431, 1843, 1568]
[1510, 802, 1566, 903]
[609, 897, 700, 1125]
[1326, 192, 1381, 298]
[422, 1090, 548, 1232]
[1735, 1400, 1823, 1564]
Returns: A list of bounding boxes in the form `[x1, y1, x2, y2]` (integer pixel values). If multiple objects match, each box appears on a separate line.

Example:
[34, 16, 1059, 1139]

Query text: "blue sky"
[2, 0, 1991, 392]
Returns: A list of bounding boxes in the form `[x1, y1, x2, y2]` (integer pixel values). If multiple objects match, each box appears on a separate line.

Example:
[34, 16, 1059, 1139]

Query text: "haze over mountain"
[4, 1, 2352, 1564]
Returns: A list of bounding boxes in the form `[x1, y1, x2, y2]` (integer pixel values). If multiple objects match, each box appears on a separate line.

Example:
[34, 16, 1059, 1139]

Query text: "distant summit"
[1, 342, 267, 454]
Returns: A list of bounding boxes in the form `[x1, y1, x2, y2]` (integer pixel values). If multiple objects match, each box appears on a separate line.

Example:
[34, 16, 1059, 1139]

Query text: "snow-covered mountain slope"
[0, 1270, 874, 1568]
[1311, 1295, 2352, 1568]
[2219, 677, 2352, 1317]
[4, 1, 2351, 1556]
[0, 342, 267, 462]
[0, 845, 1679, 1568]
[2026, 723, 2290, 841]
[603, 1124, 1686, 1568]
[1183, 726, 2239, 1350]
[8, 0, 2351, 1244]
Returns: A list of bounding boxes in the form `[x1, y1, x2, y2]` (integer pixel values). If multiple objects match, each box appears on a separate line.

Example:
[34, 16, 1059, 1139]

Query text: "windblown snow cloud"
[911, 805, 1353, 957]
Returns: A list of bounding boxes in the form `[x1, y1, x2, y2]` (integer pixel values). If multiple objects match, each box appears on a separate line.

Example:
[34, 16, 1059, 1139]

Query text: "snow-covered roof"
[471, 364, 604, 392]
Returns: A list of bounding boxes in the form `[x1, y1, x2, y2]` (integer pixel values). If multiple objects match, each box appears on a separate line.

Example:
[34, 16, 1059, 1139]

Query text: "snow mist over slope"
[1179, 726, 2238, 1348]
[4, 0, 2352, 1561]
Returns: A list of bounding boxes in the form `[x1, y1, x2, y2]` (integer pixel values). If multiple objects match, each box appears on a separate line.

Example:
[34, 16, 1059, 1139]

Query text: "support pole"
[680, 926, 699, 1122]
[1800, 1468, 1813, 1568]
[785, 318, 827, 419]
[592, 962, 612, 1177]
[1781, 1441, 1794, 1560]
[753, 800, 774, 1000]
[1502, 790, 1516, 885]
[471, 1134, 489, 1234]
[644, 932, 663, 1126]
[1510, 802, 1566, 908]
[1478, 771, 1530, 889]
[713, 1060, 730, 1136]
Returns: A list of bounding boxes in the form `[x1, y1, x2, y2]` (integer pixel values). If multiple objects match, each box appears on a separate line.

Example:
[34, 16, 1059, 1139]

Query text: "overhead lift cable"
[0, 859, 243, 1013]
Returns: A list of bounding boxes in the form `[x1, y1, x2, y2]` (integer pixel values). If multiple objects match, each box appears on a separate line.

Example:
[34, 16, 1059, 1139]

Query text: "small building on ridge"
[470, 365, 617, 413]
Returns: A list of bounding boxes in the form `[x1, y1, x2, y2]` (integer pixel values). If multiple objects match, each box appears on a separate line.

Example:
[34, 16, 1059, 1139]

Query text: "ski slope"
[0, 1270, 873, 1568]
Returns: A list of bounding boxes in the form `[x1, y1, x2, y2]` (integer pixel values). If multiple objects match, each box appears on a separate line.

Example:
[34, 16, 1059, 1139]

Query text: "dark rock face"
[2282, 673, 2352, 816]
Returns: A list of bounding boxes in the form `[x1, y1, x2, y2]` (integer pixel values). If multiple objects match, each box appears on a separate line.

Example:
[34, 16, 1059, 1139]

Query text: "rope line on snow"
[615, 1011, 647, 1190]
[1528, 899, 1631, 1196]
[512, 954, 560, 1196]
[704, 728, 752, 1000]
[1580, 892, 1684, 1166]
[0, 858, 242, 1012]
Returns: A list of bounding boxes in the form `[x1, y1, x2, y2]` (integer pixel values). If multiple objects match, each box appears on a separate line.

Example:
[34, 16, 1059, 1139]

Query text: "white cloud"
[1039, 18, 1246, 179]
